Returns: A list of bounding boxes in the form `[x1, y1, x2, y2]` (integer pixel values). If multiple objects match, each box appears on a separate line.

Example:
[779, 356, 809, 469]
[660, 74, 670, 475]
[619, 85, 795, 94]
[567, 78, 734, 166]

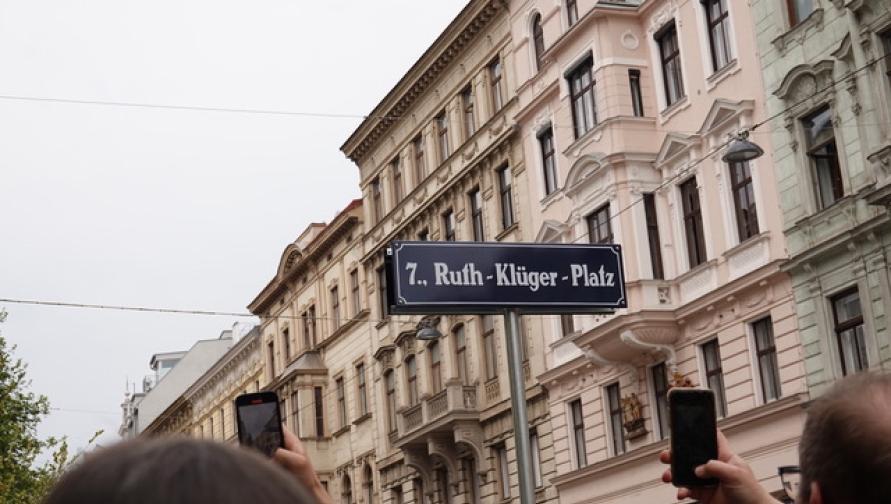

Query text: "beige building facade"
[505, 0, 807, 502]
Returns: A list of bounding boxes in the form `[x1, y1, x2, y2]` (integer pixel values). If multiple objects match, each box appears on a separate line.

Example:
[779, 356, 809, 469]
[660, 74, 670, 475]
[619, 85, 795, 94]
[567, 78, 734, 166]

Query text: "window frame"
[313, 385, 325, 437]
[497, 166, 515, 230]
[680, 177, 707, 268]
[801, 106, 843, 210]
[703, 0, 732, 71]
[530, 429, 543, 488]
[405, 356, 419, 406]
[442, 208, 456, 242]
[391, 157, 403, 204]
[349, 269, 361, 317]
[650, 362, 670, 439]
[290, 390, 300, 437]
[336, 376, 347, 429]
[356, 362, 368, 417]
[643, 193, 664, 279]
[428, 341, 443, 394]
[786, 0, 814, 27]
[831, 287, 868, 376]
[586, 203, 612, 244]
[436, 111, 450, 162]
[282, 326, 291, 362]
[567, 0, 578, 27]
[567, 57, 597, 139]
[728, 161, 760, 242]
[371, 177, 383, 224]
[454, 324, 469, 386]
[482, 316, 497, 381]
[330, 285, 340, 331]
[377, 266, 389, 319]
[469, 187, 484, 241]
[532, 13, 545, 71]
[461, 85, 476, 138]
[496, 444, 511, 499]
[700, 339, 727, 418]
[629, 69, 644, 117]
[385, 370, 398, 434]
[413, 134, 426, 183]
[489, 58, 504, 112]
[751, 316, 781, 403]
[605, 382, 626, 455]
[656, 22, 685, 107]
[538, 127, 557, 196]
[569, 398, 587, 468]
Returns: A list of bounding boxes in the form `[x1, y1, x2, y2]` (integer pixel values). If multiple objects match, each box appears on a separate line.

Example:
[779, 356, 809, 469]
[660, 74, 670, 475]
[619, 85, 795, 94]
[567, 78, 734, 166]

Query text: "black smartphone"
[235, 391, 285, 457]
[668, 388, 719, 487]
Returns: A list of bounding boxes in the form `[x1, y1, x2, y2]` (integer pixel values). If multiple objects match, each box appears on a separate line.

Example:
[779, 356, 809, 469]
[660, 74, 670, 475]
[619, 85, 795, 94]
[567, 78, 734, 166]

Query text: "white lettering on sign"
[433, 262, 484, 286]
[494, 263, 558, 292]
[406, 261, 616, 292]
[570, 264, 615, 287]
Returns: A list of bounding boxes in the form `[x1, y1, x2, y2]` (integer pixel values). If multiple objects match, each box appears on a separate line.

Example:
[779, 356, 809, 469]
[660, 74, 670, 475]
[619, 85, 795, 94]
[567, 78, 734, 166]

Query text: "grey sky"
[0, 0, 467, 455]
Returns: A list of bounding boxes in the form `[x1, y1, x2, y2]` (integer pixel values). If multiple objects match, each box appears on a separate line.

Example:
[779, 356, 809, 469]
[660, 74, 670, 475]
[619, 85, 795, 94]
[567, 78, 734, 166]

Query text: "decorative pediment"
[373, 344, 396, 369]
[564, 153, 608, 195]
[535, 219, 570, 243]
[276, 243, 303, 279]
[655, 133, 695, 166]
[394, 330, 417, 354]
[774, 60, 835, 102]
[697, 99, 754, 136]
[831, 34, 853, 63]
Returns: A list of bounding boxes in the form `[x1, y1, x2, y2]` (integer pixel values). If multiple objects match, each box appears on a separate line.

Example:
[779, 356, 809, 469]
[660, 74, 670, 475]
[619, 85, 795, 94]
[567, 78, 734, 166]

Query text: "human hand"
[659, 430, 780, 504]
[273, 426, 333, 504]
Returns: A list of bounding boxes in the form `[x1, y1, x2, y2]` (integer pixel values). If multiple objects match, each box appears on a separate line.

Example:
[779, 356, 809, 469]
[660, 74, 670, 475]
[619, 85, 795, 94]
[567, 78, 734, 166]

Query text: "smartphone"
[235, 391, 284, 457]
[668, 388, 719, 487]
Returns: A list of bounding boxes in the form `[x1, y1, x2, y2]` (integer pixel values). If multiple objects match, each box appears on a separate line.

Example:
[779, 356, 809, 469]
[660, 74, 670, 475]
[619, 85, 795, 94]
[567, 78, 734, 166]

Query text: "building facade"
[248, 200, 377, 501]
[341, 1, 560, 503]
[506, 0, 807, 502]
[751, 0, 891, 397]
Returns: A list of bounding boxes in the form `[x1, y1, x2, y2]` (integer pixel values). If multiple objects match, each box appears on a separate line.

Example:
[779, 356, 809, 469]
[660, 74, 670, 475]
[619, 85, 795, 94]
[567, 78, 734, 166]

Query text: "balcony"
[395, 382, 479, 446]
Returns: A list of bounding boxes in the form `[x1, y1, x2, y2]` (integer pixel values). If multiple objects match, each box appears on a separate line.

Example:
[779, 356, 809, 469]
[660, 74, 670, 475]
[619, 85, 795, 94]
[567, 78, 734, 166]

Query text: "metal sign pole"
[503, 308, 536, 504]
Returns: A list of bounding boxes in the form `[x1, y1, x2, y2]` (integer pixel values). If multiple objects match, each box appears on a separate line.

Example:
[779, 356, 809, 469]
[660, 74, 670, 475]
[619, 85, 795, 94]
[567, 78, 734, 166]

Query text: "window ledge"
[658, 96, 690, 124]
[539, 189, 564, 210]
[352, 412, 372, 426]
[674, 257, 719, 284]
[375, 317, 390, 330]
[771, 8, 824, 55]
[705, 59, 740, 91]
[495, 223, 519, 242]
[331, 425, 350, 438]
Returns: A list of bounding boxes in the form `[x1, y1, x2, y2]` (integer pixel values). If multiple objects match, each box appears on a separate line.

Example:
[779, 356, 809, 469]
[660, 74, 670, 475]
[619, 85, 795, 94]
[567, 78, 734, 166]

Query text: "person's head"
[43, 437, 316, 504]
[798, 372, 891, 504]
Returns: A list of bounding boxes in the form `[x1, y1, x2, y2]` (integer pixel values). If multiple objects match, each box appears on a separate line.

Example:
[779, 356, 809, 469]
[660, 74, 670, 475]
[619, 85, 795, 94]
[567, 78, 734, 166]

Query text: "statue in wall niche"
[621, 393, 647, 440]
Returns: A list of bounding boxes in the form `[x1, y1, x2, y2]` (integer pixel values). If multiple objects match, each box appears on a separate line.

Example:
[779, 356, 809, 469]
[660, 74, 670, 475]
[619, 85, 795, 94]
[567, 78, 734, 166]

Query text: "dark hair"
[798, 372, 891, 504]
[43, 437, 317, 504]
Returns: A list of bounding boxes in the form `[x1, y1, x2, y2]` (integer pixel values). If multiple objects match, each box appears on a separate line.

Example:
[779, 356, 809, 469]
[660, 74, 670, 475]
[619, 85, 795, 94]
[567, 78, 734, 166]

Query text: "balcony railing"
[398, 383, 480, 440]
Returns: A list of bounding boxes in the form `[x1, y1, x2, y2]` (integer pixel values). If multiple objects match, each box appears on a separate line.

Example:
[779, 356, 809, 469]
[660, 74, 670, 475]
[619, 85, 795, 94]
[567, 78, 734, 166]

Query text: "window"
[209, 416, 214, 439]
[417, 228, 429, 241]
[496, 444, 510, 498]
[364, 466, 374, 504]
[560, 314, 575, 336]
[330, 286, 340, 330]
[392, 158, 403, 204]
[392, 487, 403, 504]
[283, 327, 291, 362]
[786, 0, 814, 27]
[429, 341, 443, 393]
[883, 31, 891, 87]
[643, 193, 664, 279]
[651, 363, 670, 439]
[539, 127, 557, 196]
[462, 85, 476, 138]
[405, 356, 419, 406]
[530, 430, 543, 488]
[606, 383, 625, 455]
[568, 57, 597, 138]
[371, 177, 383, 223]
[220, 407, 226, 438]
[314, 386, 325, 437]
[279, 397, 287, 429]
[482, 316, 497, 380]
[291, 391, 300, 436]
[303, 305, 317, 347]
[436, 111, 450, 162]
[752, 317, 781, 402]
[629, 69, 644, 117]
[356, 362, 368, 417]
[342, 474, 353, 504]
[701, 340, 727, 417]
[469, 188, 484, 241]
[462, 458, 480, 504]
[454, 325, 469, 385]
[831, 288, 868, 375]
[704, 0, 732, 71]
[336, 377, 347, 429]
[442, 209, 456, 242]
[532, 13, 545, 71]
[729, 161, 760, 241]
[413, 479, 425, 504]
[385, 370, 397, 433]
[657, 22, 685, 107]
[587, 204, 612, 244]
[569, 399, 587, 467]
[413, 135, 426, 183]
[436, 468, 450, 504]
[350, 269, 361, 316]
[498, 166, 515, 230]
[567, 0, 578, 26]
[377, 266, 389, 318]
[802, 106, 843, 210]
[489, 58, 504, 111]
[268, 341, 276, 377]
[680, 178, 707, 268]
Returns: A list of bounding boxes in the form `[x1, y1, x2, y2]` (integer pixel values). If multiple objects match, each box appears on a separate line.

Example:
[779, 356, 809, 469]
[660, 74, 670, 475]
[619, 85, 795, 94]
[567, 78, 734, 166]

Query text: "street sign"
[385, 241, 626, 314]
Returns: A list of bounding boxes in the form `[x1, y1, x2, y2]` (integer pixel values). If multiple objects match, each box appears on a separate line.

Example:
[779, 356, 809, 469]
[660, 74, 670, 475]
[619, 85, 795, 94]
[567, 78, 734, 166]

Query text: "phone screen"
[669, 388, 718, 487]
[235, 392, 284, 457]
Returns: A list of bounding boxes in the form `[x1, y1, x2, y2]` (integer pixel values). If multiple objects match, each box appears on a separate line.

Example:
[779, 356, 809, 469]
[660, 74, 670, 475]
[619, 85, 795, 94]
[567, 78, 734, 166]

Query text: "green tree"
[0, 308, 65, 503]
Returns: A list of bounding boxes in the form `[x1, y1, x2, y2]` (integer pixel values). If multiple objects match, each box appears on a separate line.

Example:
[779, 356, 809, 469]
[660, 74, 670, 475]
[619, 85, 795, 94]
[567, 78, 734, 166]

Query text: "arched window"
[363, 465, 374, 504]
[532, 14, 545, 71]
[405, 356, 419, 406]
[342, 474, 353, 504]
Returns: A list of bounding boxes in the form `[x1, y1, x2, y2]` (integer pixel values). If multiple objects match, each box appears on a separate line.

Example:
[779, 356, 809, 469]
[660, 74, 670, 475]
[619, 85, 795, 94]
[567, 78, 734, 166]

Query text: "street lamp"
[778, 465, 801, 503]
[416, 319, 443, 341]
[722, 131, 764, 163]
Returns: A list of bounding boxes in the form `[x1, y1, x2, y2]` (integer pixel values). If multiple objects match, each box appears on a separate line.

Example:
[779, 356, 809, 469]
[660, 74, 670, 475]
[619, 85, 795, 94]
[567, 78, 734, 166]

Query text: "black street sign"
[385, 241, 626, 314]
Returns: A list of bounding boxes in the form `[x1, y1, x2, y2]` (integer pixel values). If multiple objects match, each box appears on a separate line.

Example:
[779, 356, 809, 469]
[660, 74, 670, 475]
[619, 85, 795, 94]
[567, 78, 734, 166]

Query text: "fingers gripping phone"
[235, 392, 285, 457]
[668, 388, 719, 487]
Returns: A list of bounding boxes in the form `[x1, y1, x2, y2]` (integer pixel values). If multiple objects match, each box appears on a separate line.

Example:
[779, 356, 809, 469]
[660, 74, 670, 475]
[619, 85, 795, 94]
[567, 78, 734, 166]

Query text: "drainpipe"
[620, 330, 677, 374]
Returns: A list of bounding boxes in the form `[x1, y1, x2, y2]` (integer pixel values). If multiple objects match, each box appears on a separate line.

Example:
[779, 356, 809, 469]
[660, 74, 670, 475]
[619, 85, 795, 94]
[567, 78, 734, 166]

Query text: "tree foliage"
[0, 309, 66, 503]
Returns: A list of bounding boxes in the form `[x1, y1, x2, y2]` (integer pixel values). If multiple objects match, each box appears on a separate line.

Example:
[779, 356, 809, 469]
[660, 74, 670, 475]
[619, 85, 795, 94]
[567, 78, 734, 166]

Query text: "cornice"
[341, 0, 505, 163]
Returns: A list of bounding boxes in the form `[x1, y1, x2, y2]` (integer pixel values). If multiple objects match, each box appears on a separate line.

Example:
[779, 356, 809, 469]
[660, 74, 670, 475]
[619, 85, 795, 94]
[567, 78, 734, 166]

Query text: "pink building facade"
[506, 0, 807, 502]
